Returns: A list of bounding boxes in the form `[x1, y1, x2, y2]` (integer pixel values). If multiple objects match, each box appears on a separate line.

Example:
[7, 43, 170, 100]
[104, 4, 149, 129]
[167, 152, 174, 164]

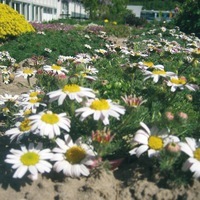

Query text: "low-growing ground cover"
[0, 21, 200, 199]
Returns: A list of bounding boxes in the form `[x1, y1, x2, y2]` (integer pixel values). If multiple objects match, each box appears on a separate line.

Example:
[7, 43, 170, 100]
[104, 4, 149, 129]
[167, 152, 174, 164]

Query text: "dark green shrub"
[124, 12, 147, 27]
[174, 0, 200, 37]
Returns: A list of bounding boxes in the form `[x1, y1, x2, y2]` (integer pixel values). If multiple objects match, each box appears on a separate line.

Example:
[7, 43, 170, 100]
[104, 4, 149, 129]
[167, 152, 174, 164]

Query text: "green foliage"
[1, 20, 200, 185]
[124, 12, 147, 27]
[174, 0, 200, 36]
[0, 30, 106, 63]
[82, 0, 129, 22]
[104, 24, 132, 37]
[129, 0, 179, 10]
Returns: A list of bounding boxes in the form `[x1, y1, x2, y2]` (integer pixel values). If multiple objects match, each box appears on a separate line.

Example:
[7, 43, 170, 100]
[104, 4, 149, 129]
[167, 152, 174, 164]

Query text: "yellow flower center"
[19, 118, 31, 132]
[51, 64, 61, 71]
[20, 152, 40, 166]
[152, 70, 166, 75]
[65, 146, 86, 164]
[62, 84, 81, 93]
[29, 98, 40, 103]
[23, 68, 34, 74]
[90, 99, 110, 110]
[170, 77, 186, 85]
[194, 148, 200, 161]
[41, 112, 59, 124]
[148, 135, 163, 150]
[29, 91, 39, 98]
[24, 109, 32, 116]
[2, 107, 9, 113]
[143, 61, 154, 68]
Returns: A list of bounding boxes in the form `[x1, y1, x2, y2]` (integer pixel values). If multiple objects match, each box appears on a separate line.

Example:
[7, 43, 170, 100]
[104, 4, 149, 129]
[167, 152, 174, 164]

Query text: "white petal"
[182, 159, 192, 171]
[148, 149, 159, 157]
[179, 142, 193, 157]
[29, 166, 38, 175]
[134, 131, 149, 144]
[136, 145, 149, 157]
[129, 148, 137, 155]
[80, 164, 89, 176]
[13, 166, 28, 178]
[140, 122, 151, 134]
[185, 137, 196, 151]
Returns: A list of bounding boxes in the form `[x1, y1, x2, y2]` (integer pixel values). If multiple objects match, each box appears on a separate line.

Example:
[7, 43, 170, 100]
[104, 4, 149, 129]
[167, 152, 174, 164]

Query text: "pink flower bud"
[165, 111, 174, 121]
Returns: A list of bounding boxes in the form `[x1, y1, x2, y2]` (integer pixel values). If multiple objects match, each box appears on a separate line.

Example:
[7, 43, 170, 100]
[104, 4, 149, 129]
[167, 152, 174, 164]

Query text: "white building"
[127, 5, 143, 18]
[0, 0, 88, 22]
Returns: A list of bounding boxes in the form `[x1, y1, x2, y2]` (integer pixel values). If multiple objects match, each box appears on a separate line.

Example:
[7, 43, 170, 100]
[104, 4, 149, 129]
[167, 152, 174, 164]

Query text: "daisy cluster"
[0, 23, 200, 183]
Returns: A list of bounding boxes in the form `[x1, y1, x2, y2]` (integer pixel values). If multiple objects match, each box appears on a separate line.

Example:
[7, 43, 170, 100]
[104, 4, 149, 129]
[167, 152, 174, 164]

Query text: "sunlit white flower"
[179, 137, 200, 178]
[0, 93, 19, 104]
[29, 110, 71, 139]
[84, 65, 98, 75]
[5, 143, 53, 180]
[138, 61, 164, 70]
[57, 55, 75, 63]
[161, 27, 167, 32]
[44, 48, 52, 53]
[84, 44, 92, 49]
[95, 49, 107, 55]
[21, 88, 43, 98]
[73, 53, 92, 64]
[129, 122, 179, 158]
[18, 96, 46, 114]
[51, 134, 96, 177]
[143, 69, 176, 83]
[37, 31, 46, 35]
[167, 76, 199, 92]
[43, 64, 68, 75]
[5, 118, 32, 141]
[15, 67, 36, 79]
[47, 84, 95, 105]
[75, 98, 125, 125]
[79, 72, 98, 81]
[130, 51, 148, 57]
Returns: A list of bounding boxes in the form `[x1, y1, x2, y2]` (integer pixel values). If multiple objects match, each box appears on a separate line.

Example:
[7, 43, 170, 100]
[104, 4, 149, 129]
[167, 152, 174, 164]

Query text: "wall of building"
[0, 0, 87, 22]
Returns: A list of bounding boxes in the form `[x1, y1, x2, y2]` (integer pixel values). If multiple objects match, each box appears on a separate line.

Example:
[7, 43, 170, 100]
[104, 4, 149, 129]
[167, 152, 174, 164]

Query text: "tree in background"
[81, 0, 129, 21]
[174, 0, 200, 36]
[81, 0, 99, 20]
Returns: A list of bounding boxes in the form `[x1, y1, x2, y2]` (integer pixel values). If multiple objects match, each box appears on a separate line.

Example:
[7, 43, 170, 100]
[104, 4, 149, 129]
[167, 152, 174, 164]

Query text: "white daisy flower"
[29, 110, 71, 139]
[84, 44, 92, 49]
[143, 69, 176, 83]
[79, 72, 98, 81]
[73, 57, 92, 64]
[51, 134, 96, 177]
[44, 48, 52, 53]
[0, 93, 19, 104]
[5, 142, 53, 180]
[18, 96, 46, 114]
[95, 49, 107, 55]
[167, 76, 199, 92]
[15, 67, 36, 79]
[179, 137, 200, 178]
[84, 65, 98, 75]
[75, 98, 125, 125]
[43, 64, 69, 75]
[138, 61, 164, 71]
[129, 122, 179, 158]
[5, 118, 32, 141]
[130, 51, 148, 58]
[20, 89, 44, 102]
[47, 84, 95, 105]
